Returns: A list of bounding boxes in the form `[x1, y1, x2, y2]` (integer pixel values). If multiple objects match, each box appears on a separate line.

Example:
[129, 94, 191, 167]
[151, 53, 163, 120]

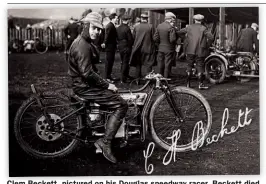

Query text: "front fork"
[162, 83, 184, 123]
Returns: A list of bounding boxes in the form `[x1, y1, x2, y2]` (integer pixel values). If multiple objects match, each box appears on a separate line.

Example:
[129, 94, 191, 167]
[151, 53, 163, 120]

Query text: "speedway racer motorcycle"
[204, 47, 259, 84]
[14, 72, 212, 159]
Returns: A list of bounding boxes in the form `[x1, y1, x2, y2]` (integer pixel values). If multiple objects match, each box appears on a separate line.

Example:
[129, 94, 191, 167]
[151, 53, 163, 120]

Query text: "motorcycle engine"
[236, 56, 251, 66]
[87, 103, 104, 126]
[120, 93, 148, 106]
[120, 93, 148, 121]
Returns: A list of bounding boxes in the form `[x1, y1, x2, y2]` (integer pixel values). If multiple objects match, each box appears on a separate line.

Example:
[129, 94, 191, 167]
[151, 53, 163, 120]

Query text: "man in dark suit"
[236, 23, 259, 54]
[64, 17, 80, 61]
[129, 12, 156, 81]
[154, 12, 177, 78]
[116, 14, 134, 83]
[101, 13, 118, 83]
[178, 14, 213, 90]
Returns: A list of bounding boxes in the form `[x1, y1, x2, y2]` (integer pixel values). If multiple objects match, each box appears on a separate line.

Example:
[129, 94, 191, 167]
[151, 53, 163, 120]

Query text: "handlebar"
[144, 71, 171, 81]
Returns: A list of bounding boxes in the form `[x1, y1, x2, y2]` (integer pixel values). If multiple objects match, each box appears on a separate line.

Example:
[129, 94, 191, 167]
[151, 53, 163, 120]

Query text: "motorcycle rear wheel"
[14, 94, 82, 159]
[205, 58, 226, 84]
[149, 86, 212, 152]
[237, 60, 256, 83]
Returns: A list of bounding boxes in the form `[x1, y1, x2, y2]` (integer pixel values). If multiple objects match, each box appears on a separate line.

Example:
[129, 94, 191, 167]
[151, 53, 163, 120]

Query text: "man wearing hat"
[236, 23, 259, 54]
[178, 14, 213, 90]
[129, 12, 156, 82]
[68, 12, 128, 164]
[154, 12, 177, 78]
[116, 14, 134, 83]
[101, 13, 119, 83]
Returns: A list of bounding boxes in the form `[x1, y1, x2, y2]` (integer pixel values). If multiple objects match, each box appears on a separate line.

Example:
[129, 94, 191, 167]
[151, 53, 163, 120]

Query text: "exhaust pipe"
[92, 130, 140, 137]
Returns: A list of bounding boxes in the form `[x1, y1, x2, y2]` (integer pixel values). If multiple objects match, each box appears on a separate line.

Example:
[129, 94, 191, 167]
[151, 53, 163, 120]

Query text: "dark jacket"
[236, 27, 258, 53]
[64, 23, 80, 40]
[154, 21, 177, 52]
[104, 22, 117, 51]
[68, 35, 109, 90]
[178, 23, 214, 57]
[129, 22, 156, 66]
[116, 23, 133, 51]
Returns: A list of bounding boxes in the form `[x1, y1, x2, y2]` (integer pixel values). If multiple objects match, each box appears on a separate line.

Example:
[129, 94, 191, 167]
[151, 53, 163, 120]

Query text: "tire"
[34, 40, 48, 54]
[238, 59, 256, 83]
[14, 93, 82, 159]
[205, 57, 226, 84]
[149, 86, 212, 152]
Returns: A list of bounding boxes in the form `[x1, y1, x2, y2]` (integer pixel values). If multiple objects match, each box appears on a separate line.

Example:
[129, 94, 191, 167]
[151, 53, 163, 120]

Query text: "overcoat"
[177, 23, 213, 57]
[236, 27, 258, 53]
[129, 22, 156, 67]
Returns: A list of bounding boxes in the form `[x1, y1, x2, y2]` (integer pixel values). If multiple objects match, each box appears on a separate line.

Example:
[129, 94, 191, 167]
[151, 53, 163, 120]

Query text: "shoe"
[198, 83, 209, 90]
[94, 138, 117, 163]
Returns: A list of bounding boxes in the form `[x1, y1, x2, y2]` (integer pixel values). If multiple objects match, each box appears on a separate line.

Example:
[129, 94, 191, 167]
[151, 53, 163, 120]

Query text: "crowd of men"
[63, 10, 259, 90]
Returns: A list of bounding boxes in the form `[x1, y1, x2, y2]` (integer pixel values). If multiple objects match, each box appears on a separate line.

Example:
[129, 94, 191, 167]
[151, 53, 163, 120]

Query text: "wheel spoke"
[151, 88, 211, 151]
[15, 95, 82, 158]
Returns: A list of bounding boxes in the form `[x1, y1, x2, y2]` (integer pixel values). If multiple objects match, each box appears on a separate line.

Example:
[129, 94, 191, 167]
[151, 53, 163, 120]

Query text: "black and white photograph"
[8, 5, 259, 177]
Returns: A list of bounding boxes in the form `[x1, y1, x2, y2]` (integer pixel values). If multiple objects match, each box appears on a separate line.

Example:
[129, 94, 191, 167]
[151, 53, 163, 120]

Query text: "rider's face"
[89, 24, 101, 40]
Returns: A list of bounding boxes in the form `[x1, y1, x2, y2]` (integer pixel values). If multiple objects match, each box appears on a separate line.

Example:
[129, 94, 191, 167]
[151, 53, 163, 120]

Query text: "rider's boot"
[94, 106, 127, 163]
[198, 73, 209, 90]
[186, 72, 192, 88]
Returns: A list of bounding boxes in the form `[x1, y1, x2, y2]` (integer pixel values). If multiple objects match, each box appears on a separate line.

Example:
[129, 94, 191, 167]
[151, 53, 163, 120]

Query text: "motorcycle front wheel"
[149, 86, 212, 152]
[14, 94, 82, 159]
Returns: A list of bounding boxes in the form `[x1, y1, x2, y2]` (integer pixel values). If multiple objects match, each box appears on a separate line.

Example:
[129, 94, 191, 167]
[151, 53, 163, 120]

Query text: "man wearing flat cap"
[130, 12, 156, 82]
[177, 14, 213, 90]
[154, 12, 177, 78]
[68, 12, 128, 164]
[236, 23, 259, 54]
[101, 13, 119, 83]
[116, 14, 134, 83]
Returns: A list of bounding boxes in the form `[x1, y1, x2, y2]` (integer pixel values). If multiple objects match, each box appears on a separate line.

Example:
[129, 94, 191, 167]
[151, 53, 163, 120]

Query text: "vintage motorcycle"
[14, 72, 212, 159]
[204, 47, 259, 84]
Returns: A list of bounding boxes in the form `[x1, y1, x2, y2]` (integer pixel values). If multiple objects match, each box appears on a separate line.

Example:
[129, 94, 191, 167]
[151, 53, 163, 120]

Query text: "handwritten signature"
[143, 107, 253, 174]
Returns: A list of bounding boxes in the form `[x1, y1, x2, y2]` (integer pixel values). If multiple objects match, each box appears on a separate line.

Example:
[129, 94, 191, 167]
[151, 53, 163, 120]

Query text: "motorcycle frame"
[32, 79, 181, 144]
[205, 51, 259, 76]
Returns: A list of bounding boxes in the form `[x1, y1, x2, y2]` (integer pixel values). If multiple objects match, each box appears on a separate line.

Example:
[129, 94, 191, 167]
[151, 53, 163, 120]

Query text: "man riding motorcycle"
[67, 12, 128, 163]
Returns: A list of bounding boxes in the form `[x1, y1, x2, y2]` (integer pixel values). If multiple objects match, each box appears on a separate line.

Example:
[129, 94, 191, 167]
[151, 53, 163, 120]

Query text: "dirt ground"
[8, 52, 259, 176]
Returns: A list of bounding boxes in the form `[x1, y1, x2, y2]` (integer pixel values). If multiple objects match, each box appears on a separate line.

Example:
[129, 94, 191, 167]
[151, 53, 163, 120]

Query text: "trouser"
[105, 50, 116, 79]
[186, 54, 205, 74]
[74, 88, 128, 140]
[135, 52, 153, 78]
[157, 51, 175, 78]
[119, 49, 131, 81]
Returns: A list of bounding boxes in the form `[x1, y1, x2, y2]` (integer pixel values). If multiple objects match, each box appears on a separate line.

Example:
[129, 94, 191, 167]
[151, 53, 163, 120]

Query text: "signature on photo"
[144, 107, 253, 174]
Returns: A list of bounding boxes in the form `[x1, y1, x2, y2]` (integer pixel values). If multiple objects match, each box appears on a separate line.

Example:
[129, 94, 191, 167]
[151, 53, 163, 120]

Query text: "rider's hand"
[108, 83, 118, 93]
[101, 43, 105, 49]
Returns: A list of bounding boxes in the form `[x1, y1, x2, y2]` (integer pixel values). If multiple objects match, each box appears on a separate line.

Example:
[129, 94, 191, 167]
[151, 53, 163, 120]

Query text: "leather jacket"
[68, 35, 109, 90]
